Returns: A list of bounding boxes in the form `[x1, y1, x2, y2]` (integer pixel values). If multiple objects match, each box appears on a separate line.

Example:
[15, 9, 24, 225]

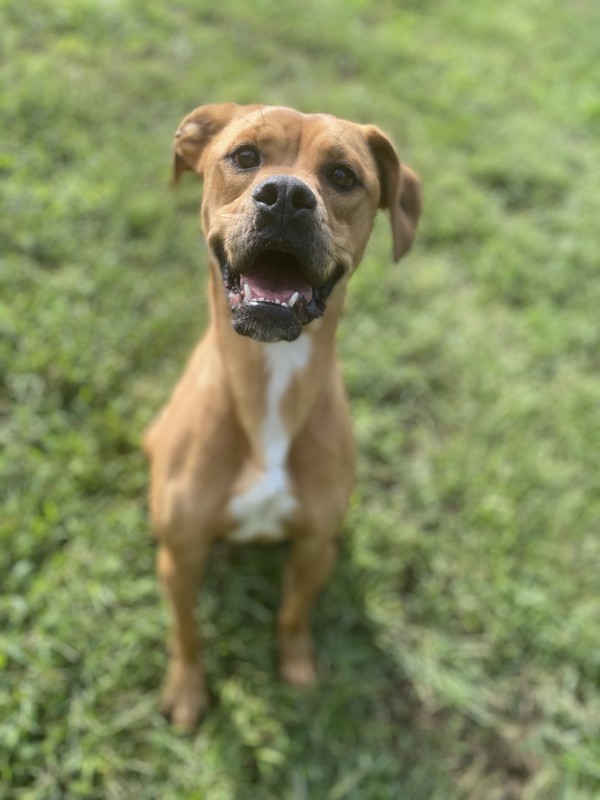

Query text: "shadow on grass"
[155, 539, 531, 800]
[197, 540, 429, 798]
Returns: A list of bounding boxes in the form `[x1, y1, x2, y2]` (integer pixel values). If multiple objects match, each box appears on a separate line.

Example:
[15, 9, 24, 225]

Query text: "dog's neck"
[207, 263, 346, 463]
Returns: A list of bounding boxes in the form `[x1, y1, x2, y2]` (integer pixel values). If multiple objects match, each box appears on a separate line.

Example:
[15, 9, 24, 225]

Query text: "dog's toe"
[281, 656, 318, 687]
[279, 634, 318, 687]
[160, 663, 208, 730]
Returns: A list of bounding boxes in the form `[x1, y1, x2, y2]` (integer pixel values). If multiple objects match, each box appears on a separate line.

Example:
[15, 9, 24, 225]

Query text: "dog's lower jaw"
[211, 238, 347, 343]
[231, 302, 303, 342]
[228, 263, 346, 343]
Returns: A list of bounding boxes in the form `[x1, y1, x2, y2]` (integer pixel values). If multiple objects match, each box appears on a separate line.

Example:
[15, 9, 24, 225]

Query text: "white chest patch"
[227, 336, 311, 543]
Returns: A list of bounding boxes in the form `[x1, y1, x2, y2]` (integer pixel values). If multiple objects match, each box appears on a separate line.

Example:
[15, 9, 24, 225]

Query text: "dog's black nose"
[252, 176, 316, 224]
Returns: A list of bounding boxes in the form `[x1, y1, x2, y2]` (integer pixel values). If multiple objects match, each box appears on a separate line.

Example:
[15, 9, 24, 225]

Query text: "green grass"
[1, 0, 599, 797]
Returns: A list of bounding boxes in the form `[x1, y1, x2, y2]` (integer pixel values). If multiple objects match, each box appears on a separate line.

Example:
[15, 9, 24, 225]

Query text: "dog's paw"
[279, 634, 318, 687]
[281, 655, 318, 687]
[160, 662, 208, 730]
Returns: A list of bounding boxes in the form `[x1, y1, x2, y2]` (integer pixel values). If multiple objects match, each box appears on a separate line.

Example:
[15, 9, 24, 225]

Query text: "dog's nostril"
[290, 184, 316, 211]
[253, 181, 279, 207]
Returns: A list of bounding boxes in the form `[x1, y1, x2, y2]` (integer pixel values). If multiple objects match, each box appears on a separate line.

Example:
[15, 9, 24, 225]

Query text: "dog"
[144, 103, 421, 728]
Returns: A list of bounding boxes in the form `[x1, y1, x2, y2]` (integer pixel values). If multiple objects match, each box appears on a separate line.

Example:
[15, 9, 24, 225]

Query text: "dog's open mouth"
[234, 251, 314, 311]
[217, 245, 343, 343]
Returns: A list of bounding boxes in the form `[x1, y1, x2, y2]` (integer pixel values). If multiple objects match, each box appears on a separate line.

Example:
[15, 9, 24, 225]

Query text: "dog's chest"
[227, 337, 311, 543]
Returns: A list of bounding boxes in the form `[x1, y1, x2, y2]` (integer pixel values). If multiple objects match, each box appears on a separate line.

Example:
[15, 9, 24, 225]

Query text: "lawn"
[1, 0, 599, 798]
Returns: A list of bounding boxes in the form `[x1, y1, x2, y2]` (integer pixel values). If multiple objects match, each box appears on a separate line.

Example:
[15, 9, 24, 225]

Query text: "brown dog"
[144, 103, 421, 728]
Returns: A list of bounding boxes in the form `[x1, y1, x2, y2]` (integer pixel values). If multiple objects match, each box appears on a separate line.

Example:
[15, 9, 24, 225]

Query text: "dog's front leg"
[157, 543, 210, 729]
[278, 537, 337, 686]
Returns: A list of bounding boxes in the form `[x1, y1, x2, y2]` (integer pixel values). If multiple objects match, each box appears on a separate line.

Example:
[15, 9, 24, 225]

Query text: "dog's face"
[174, 104, 421, 343]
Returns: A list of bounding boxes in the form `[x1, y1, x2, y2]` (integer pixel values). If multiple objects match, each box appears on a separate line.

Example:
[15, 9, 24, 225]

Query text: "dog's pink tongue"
[241, 261, 313, 304]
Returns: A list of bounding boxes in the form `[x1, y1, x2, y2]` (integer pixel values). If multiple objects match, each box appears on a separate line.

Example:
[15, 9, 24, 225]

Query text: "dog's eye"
[330, 165, 358, 191]
[231, 146, 261, 170]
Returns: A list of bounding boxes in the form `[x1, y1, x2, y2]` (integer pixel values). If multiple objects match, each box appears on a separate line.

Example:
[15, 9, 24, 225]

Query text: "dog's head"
[173, 103, 421, 343]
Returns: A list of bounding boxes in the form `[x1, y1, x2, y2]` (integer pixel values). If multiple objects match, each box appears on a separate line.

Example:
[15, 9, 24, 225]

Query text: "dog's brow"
[327, 142, 352, 158]
[322, 140, 361, 166]
[333, 128, 346, 145]
[332, 125, 354, 147]
[236, 107, 272, 138]
[317, 126, 362, 162]
[246, 117, 268, 137]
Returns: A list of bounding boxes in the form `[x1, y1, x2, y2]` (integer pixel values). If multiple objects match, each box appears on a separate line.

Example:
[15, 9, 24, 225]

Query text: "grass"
[1, 0, 599, 797]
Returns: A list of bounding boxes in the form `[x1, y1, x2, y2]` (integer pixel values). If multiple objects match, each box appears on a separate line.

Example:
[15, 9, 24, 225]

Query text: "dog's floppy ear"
[364, 126, 422, 262]
[173, 103, 240, 184]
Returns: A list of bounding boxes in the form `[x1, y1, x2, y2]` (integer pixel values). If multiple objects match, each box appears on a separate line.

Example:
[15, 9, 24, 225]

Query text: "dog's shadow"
[193, 536, 433, 796]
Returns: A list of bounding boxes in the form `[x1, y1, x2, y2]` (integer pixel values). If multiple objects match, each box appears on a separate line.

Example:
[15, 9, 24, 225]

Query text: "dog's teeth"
[281, 302, 288, 308]
[275, 299, 280, 304]
[289, 292, 299, 308]
[259, 296, 265, 301]
[243, 283, 251, 300]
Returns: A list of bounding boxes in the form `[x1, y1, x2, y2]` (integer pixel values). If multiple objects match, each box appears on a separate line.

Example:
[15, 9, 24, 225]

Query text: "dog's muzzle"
[214, 175, 344, 343]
